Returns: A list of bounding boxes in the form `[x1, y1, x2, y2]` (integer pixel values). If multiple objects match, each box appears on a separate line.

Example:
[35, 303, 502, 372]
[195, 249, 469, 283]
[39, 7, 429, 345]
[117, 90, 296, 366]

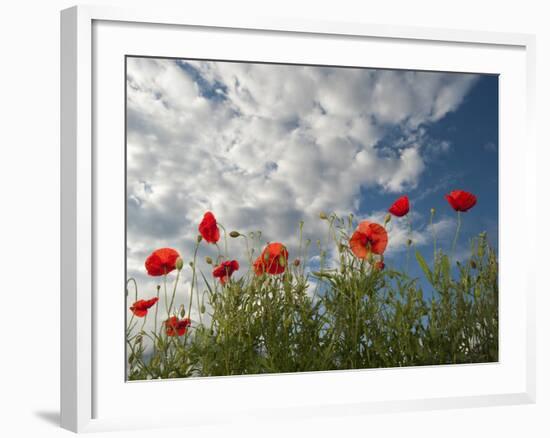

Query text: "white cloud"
[125, 58, 479, 339]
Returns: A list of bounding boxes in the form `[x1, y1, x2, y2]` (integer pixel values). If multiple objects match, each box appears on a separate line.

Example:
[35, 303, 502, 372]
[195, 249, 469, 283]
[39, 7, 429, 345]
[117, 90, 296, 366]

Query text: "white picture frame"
[60, 4, 536, 433]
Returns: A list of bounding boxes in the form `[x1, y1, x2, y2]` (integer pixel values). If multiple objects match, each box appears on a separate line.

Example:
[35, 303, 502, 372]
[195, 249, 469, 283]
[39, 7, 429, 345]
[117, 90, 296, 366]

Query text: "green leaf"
[440, 255, 450, 282]
[415, 250, 432, 283]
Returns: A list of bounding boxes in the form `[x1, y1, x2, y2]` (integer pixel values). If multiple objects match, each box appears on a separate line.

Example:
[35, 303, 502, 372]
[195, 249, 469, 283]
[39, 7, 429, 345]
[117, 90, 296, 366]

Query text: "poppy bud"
[430, 208, 436, 216]
[197, 235, 203, 243]
[200, 304, 206, 314]
[205, 256, 213, 265]
[229, 231, 240, 238]
[189, 261, 194, 268]
[179, 305, 186, 318]
[384, 213, 391, 225]
[293, 259, 300, 267]
[407, 239, 413, 246]
[135, 334, 143, 344]
[319, 212, 328, 220]
[176, 257, 184, 270]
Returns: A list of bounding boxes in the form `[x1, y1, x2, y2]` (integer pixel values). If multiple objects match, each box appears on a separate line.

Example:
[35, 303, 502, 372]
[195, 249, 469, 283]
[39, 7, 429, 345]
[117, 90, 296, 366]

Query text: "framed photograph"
[61, 5, 536, 433]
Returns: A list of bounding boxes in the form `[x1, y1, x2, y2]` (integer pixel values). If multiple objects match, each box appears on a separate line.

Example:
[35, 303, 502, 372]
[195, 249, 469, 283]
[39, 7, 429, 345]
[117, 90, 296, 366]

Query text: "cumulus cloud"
[125, 57, 478, 332]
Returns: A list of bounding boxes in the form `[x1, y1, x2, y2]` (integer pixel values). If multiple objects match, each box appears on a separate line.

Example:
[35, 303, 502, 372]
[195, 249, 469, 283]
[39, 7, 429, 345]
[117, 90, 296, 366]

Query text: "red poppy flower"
[374, 261, 385, 271]
[129, 297, 159, 317]
[445, 190, 477, 212]
[349, 221, 388, 259]
[253, 256, 265, 276]
[254, 242, 289, 275]
[388, 195, 410, 217]
[165, 316, 191, 337]
[198, 211, 220, 244]
[145, 248, 180, 276]
[212, 260, 240, 285]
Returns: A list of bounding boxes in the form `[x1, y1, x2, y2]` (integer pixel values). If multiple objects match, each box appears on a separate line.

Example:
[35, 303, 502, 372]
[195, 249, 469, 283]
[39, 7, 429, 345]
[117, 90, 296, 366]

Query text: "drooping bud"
[319, 212, 328, 220]
[384, 213, 391, 225]
[229, 231, 240, 238]
[176, 257, 184, 270]
[205, 256, 213, 265]
[197, 235, 203, 243]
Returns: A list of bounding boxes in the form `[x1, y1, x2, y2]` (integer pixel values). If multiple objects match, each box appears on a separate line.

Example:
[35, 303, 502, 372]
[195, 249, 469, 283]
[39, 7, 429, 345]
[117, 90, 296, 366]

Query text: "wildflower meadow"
[126, 190, 498, 380]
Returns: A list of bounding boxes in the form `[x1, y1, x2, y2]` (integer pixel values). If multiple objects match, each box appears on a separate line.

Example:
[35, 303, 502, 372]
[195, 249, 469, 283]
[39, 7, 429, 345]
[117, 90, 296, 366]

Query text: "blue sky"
[126, 57, 498, 320]
[362, 75, 499, 265]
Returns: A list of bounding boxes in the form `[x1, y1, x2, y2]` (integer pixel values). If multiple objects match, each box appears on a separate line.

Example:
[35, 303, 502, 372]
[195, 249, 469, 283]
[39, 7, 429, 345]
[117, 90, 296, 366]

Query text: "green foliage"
[127, 219, 498, 380]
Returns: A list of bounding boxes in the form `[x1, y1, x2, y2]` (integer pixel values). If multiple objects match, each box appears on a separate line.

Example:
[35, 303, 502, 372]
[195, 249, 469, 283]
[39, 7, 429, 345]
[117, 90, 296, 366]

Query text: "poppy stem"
[153, 285, 160, 349]
[218, 223, 229, 258]
[163, 271, 169, 316]
[406, 214, 412, 274]
[240, 234, 253, 266]
[430, 209, 437, 267]
[188, 241, 200, 325]
[167, 268, 180, 317]
[451, 211, 462, 264]
[126, 277, 138, 302]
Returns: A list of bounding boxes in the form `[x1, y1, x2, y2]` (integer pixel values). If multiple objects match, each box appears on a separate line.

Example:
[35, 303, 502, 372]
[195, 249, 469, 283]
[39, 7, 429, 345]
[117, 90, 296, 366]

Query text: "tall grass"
[126, 212, 498, 380]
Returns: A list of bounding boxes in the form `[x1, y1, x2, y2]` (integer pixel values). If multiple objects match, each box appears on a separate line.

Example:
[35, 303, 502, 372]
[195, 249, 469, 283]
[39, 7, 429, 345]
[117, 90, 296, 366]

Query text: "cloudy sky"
[126, 56, 498, 324]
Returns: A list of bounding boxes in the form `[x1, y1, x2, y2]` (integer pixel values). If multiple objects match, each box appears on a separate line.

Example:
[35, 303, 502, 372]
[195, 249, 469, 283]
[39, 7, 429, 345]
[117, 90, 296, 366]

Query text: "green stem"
[126, 277, 138, 302]
[451, 211, 462, 264]
[167, 268, 181, 317]
[406, 214, 412, 274]
[430, 210, 437, 266]
[218, 223, 229, 258]
[188, 241, 200, 320]
[163, 271, 169, 315]
[154, 285, 160, 340]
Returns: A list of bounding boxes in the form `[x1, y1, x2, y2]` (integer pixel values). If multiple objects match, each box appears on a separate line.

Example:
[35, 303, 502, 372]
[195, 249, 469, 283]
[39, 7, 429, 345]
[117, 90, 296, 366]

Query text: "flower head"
[198, 211, 220, 243]
[349, 221, 388, 259]
[445, 190, 477, 212]
[165, 316, 191, 337]
[388, 195, 410, 217]
[129, 297, 159, 317]
[212, 260, 240, 285]
[145, 248, 180, 276]
[254, 242, 289, 275]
